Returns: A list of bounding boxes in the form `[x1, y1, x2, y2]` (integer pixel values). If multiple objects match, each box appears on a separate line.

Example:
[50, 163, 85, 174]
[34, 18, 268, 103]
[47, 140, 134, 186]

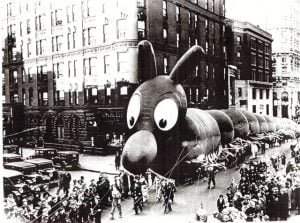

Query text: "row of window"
[162, 0, 225, 17]
[252, 104, 270, 115]
[250, 54, 270, 69]
[252, 88, 270, 100]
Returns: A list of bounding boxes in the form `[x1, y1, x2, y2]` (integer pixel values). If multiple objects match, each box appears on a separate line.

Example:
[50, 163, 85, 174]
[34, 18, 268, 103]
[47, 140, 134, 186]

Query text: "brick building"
[225, 19, 273, 116]
[2, 0, 227, 146]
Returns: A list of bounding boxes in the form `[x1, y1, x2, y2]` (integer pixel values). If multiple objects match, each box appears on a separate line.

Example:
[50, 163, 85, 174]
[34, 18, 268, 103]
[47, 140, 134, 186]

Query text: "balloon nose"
[122, 130, 157, 174]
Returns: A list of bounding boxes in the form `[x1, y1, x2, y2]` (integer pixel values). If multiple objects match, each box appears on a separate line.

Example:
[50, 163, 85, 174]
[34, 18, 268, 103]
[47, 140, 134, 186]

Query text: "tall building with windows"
[225, 19, 273, 116]
[265, 0, 300, 119]
[2, 0, 227, 146]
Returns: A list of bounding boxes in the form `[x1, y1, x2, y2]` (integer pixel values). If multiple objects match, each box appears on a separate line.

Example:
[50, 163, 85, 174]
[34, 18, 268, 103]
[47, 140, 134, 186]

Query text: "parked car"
[4, 161, 52, 189]
[3, 145, 19, 153]
[53, 151, 80, 170]
[3, 153, 23, 164]
[33, 148, 58, 160]
[24, 158, 58, 187]
[3, 169, 35, 205]
[33, 148, 79, 170]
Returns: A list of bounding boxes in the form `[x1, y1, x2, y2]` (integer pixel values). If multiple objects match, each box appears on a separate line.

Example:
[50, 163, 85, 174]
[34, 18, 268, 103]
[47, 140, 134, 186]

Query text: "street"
[23, 139, 300, 222]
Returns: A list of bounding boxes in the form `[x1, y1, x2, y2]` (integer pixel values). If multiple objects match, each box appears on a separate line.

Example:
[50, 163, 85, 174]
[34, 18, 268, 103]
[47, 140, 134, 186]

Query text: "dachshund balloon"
[122, 40, 300, 177]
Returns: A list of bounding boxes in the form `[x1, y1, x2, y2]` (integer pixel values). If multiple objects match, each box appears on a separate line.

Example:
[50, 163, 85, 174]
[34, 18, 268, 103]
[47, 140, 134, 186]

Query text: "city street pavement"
[22, 140, 299, 222]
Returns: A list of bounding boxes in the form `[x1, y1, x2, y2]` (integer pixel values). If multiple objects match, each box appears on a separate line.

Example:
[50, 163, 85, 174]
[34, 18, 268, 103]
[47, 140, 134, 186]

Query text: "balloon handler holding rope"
[121, 40, 299, 182]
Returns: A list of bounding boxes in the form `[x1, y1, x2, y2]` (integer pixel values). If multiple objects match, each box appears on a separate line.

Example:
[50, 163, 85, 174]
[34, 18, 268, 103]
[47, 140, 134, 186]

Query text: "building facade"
[266, 0, 300, 119]
[225, 19, 273, 116]
[2, 0, 227, 146]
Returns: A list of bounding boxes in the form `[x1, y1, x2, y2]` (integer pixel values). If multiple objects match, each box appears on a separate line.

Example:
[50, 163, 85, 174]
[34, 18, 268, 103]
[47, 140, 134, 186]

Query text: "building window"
[252, 105, 256, 113]
[67, 33, 71, 49]
[163, 0, 167, 17]
[56, 118, 64, 139]
[222, 0, 225, 16]
[20, 21, 22, 36]
[82, 0, 95, 17]
[266, 104, 269, 115]
[212, 66, 215, 78]
[67, 5, 76, 23]
[83, 27, 96, 46]
[195, 15, 198, 28]
[212, 43, 215, 55]
[35, 14, 45, 31]
[237, 52, 241, 58]
[205, 19, 208, 32]
[212, 0, 215, 12]
[176, 33, 180, 47]
[265, 59, 270, 69]
[117, 52, 127, 72]
[84, 57, 96, 76]
[29, 88, 33, 106]
[237, 36, 241, 46]
[163, 57, 168, 74]
[104, 55, 110, 74]
[260, 89, 263, 99]
[26, 19, 30, 34]
[188, 36, 191, 48]
[188, 11, 191, 25]
[251, 70, 256, 80]
[103, 24, 109, 43]
[51, 9, 63, 26]
[52, 36, 63, 52]
[238, 88, 242, 97]
[163, 28, 168, 40]
[28, 68, 33, 82]
[117, 19, 126, 39]
[205, 0, 208, 10]
[74, 60, 77, 77]
[176, 6, 180, 22]
[73, 31, 76, 48]
[250, 38, 256, 49]
[252, 88, 256, 99]
[266, 89, 269, 99]
[206, 65, 209, 78]
[138, 20, 146, 39]
[22, 69, 25, 83]
[205, 41, 209, 53]
[251, 54, 256, 65]
[68, 61, 72, 77]
[258, 56, 263, 67]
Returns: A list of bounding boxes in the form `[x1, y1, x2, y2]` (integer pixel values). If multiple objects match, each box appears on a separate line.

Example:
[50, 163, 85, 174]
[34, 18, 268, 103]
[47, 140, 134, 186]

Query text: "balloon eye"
[154, 99, 178, 131]
[129, 117, 135, 126]
[159, 119, 167, 128]
[126, 94, 141, 129]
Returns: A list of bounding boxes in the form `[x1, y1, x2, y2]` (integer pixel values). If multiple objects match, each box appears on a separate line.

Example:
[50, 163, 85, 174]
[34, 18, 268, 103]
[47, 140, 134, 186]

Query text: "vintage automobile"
[53, 151, 80, 170]
[33, 148, 80, 170]
[4, 161, 52, 188]
[3, 145, 19, 153]
[24, 158, 59, 187]
[3, 153, 23, 164]
[33, 148, 58, 159]
[3, 169, 35, 206]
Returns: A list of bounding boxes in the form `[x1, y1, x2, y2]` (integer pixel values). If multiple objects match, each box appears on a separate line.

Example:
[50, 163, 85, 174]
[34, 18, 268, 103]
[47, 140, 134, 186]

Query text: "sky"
[226, 0, 282, 30]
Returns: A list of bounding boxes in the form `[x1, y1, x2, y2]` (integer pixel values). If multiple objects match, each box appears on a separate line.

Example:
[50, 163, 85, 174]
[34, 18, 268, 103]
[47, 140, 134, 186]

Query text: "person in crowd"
[115, 150, 121, 170]
[63, 172, 72, 197]
[110, 183, 122, 220]
[207, 165, 216, 189]
[133, 180, 143, 215]
[154, 177, 162, 202]
[217, 195, 226, 213]
[162, 181, 173, 213]
[57, 171, 66, 196]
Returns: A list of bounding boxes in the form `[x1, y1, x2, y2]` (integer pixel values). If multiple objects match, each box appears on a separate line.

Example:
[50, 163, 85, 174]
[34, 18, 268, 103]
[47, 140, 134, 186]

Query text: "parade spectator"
[162, 181, 173, 213]
[217, 195, 226, 213]
[63, 172, 72, 197]
[115, 151, 121, 170]
[133, 180, 143, 215]
[110, 183, 122, 220]
[207, 165, 216, 189]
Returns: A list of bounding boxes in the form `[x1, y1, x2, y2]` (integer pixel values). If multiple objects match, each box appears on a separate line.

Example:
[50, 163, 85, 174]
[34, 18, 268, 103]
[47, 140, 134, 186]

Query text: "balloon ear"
[169, 45, 205, 84]
[138, 40, 157, 83]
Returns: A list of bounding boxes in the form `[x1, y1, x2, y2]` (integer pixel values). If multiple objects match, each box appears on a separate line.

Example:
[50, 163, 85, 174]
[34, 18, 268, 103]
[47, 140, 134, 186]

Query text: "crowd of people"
[206, 141, 300, 222]
[4, 167, 178, 223]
